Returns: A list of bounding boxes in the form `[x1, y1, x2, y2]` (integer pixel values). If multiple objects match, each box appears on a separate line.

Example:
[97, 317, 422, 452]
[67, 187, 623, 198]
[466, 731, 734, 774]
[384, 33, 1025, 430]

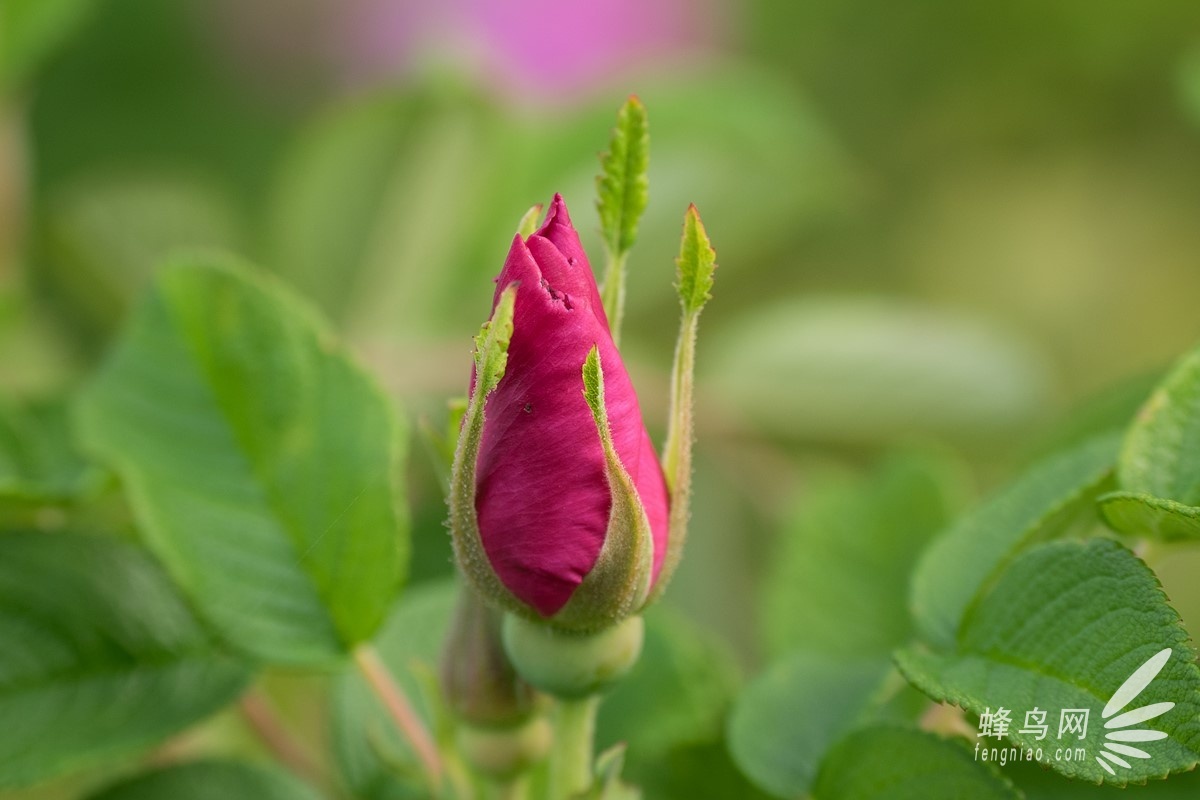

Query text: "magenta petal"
[531, 194, 611, 331]
[474, 195, 669, 617]
[491, 234, 540, 308]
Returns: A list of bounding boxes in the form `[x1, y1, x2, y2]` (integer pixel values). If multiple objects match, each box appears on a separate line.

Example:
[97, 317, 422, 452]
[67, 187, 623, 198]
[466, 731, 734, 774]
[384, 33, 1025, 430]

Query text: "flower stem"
[353, 644, 444, 793]
[600, 249, 628, 346]
[549, 695, 600, 798]
[649, 307, 700, 605]
[662, 309, 698, 492]
[238, 690, 327, 789]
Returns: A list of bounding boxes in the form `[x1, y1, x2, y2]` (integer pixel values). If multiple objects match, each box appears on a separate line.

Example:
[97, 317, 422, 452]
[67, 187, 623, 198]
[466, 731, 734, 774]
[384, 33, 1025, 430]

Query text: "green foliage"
[704, 297, 1056, 446]
[1118, 345, 1200, 504]
[0, 0, 94, 89]
[331, 581, 457, 799]
[813, 726, 1020, 800]
[629, 741, 772, 800]
[84, 761, 322, 800]
[42, 172, 241, 342]
[1100, 491, 1200, 541]
[8, 29, 1200, 794]
[911, 433, 1119, 647]
[0, 396, 97, 501]
[76, 257, 408, 665]
[898, 539, 1200, 784]
[596, 96, 650, 257]
[1009, 759, 1200, 798]
[0, 533, 250, 788]
[267, 87, 506, 325]
[727, 651, 893, 797]
[762, 452, 965, 659]
[1103, 344, 1200, 541]
[597, 607, 740, 758]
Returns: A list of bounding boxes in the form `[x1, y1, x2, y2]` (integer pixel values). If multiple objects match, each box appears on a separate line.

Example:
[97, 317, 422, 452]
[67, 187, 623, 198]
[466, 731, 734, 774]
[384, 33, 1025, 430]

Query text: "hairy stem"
[549, 696, 600, 798]
[662, 309, 698, 492]
[353, 644, 444, 793]
[238, 690, 327, 789]
[600, 250, 628, 346]
[649, 308, 700, 604]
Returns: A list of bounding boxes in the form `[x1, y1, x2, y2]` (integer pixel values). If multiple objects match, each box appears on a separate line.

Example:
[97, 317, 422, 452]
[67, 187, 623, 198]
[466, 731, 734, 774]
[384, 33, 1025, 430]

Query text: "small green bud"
[440, 588, 536, 727]
[502, 613, 644, 699]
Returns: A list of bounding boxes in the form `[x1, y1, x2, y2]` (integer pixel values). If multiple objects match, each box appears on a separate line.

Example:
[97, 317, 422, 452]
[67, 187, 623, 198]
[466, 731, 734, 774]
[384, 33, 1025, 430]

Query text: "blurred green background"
[5, 0, 1200, 797]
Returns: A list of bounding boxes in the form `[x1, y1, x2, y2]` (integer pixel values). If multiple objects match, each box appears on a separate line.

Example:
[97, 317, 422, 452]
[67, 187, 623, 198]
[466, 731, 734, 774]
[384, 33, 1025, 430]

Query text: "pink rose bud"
[450, 194, 669, 631]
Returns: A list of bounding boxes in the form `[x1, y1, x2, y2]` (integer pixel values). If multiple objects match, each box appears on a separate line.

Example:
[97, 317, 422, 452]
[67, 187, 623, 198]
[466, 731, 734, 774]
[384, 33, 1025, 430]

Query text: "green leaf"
[597, 607, 740, 758]
[85, 761, 322, 800]
[897, 539, 1200, 784]
[911, 434, 1119, 648]
[1009, 758, 1200, 798]
[1099, 491, 1200, 541]
[0, 533, 250, 788]
[0, 397, 98, 502]
[1117, 343, 1200, 506]
[76, 258, 408, 665]
[0, 0, 95, 88]
[703, 297, 1056, 446]
[675, 205, 717, 316]
[331, 581, 458, 800]
[628, 740, 774, 800]
[763, 452, 965, 659]
[728, 651, 893, 798]
[813, 726, 1021, 800]
[596, 96, 649, 257]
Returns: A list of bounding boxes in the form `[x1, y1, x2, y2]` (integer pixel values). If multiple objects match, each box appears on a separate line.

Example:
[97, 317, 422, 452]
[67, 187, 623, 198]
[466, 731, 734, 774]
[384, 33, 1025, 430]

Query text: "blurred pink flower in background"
[209, 0, 724, 100]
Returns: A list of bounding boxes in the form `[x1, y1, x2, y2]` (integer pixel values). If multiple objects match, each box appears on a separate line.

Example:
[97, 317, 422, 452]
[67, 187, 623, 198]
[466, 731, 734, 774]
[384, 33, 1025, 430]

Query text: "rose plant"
[3, 91, 1200, 800]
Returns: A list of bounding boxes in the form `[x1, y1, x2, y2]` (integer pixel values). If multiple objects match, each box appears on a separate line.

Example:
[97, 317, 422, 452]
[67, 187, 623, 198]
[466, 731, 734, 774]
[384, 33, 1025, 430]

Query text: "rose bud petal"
[450, 194, 669, 631]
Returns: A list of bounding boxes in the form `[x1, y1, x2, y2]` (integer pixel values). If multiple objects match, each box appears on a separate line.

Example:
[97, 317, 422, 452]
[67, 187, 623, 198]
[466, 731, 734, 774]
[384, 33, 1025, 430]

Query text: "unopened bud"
[440, 588, 536, 728]
[502, 613, 644, 699]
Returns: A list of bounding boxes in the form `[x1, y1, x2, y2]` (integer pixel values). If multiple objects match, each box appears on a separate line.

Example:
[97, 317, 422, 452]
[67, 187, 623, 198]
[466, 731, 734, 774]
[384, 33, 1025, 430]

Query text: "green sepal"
[448, 284, 534, 618]
[516, 203, 544, 238]
[550, 346, 655, 631]
[649, 205, 717, 604]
